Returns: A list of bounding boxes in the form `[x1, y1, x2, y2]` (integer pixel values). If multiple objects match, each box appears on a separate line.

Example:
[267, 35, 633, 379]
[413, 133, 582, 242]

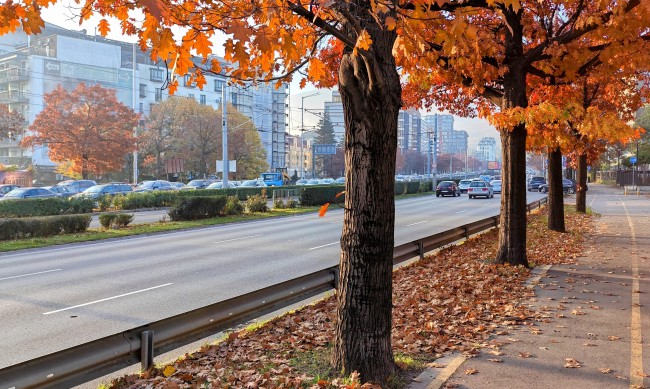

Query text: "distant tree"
[140, 97, 185, 179]
[314, 113, 336, 177]
[635, 106, 650, 132]
[22, 83, 138, 179]
[0, 104, 23, 140]
[175, 99, 220, 178]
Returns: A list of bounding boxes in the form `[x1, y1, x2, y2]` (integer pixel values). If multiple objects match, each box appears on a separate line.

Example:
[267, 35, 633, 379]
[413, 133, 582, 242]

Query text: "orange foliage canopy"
[21, 83, 138, 178]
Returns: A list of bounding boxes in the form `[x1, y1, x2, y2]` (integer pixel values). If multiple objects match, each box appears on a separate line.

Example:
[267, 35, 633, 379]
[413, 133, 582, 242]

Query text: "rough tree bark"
[495, 8, 529, 267]
[576, 153, 588, 213]
[547, 147, 566, 232]
[333, 11, 400, 383]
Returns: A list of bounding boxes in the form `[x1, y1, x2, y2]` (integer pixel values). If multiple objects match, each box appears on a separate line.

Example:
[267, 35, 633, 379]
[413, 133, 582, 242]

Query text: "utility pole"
[132, 42, 138, 184]
[433, 114, 438, 189]
[300, 92, 319, 179]
[222, 84, 229, 188]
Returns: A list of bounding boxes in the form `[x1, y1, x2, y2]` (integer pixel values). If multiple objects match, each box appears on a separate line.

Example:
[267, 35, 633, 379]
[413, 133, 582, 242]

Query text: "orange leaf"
[335, 190, 346, 198]
[319, 203, 330, 217]
[97, 19, 110, 36]
[307, 58, 327, 81]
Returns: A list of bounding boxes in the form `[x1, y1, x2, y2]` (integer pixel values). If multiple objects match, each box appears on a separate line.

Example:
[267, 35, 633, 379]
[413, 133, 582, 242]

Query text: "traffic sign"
[631, 156, 637, 164]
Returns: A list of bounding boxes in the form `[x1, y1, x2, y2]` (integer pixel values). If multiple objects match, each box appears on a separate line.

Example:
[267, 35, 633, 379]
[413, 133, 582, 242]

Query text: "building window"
[150, 68, 164, 82]
[188, 94, 195, 100]
[214, 79, 225, 93]
[184, 75, 195, 88]
[200, 95, 206, 105]
[139, 84, 146, 98]
[155, 88, 162, 102]
[138, 102, 144, 114]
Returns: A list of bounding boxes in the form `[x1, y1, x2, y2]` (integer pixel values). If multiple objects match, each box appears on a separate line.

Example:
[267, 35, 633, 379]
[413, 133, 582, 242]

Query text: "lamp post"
[300, 92, 320, 179]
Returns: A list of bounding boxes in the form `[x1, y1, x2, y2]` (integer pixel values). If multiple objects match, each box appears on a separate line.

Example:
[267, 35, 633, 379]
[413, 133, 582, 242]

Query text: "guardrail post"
[141, 330, 154, 372]
[331, 267, 340, 290]
[418, 241, 424, 259]
[464, 226, 470, 239]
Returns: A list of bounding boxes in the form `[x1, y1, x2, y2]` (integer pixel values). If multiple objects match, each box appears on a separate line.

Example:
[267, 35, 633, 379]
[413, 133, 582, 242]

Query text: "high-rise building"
[422, 114, 468, 155]
[477, 137, 498, 162]
[0, 23, 289, 180]
[324, 90, 344, 141]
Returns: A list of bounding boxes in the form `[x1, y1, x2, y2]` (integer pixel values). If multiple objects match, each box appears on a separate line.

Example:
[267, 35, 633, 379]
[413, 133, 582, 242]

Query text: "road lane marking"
[406, 220, 427, 227]
[455, 210, 468, 214]
[622, 201, 644, 388]
[482, 203, 491, 207]
[0, 269, 62, 281]
[308, 241, 339, 251]
[213, 234, 262, 244]
[43, 283, 173, 315]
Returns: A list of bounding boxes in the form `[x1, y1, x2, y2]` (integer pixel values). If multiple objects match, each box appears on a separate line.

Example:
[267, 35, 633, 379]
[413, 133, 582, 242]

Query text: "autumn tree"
[0, 104, 24, 141]
[402, 1, 649, 266]
[21, 83, 138, 179]
[225, 107, 269, 179]
[141, 97, 185, 179]
[636, 106, 650, 131]
[175, 98, 220, 178]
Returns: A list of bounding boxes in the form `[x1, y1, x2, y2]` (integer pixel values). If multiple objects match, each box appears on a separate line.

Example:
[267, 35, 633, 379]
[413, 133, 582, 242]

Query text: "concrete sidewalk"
[412, 184, 649, 389]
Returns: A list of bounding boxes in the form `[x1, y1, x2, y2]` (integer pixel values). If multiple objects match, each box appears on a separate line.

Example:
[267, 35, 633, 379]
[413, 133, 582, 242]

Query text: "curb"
[407, 264, 552, 389]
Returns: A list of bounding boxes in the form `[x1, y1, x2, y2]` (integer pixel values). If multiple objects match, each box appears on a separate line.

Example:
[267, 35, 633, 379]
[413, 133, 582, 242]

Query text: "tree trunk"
[496, 123, 528, 266]
[576, 153, 588, 213]
[495, 9, 528, 267]
[333, 22, 400, 384]
[547, 147, 565, 232]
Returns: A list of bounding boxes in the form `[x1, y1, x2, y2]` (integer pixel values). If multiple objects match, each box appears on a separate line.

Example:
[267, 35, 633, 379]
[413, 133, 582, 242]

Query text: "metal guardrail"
[0, 197, 547, 389]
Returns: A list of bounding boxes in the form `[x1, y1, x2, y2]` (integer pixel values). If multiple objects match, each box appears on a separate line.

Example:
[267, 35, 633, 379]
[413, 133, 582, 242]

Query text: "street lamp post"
[300, 92, 320, 179]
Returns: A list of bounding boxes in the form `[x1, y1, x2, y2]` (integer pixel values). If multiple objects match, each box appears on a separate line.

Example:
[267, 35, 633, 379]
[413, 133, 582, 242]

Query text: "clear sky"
[40, 2, 500, 151]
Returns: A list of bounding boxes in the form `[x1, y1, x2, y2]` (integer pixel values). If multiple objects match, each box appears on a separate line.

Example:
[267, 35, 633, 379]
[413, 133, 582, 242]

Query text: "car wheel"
[568, 187, 575, 194]
[436, 194, 440, 197]
[469, 195, 473, 199]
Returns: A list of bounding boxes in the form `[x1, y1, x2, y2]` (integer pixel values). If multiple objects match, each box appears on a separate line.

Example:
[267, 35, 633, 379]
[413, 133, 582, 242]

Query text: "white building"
[0, 23, 289, 181]
[477, 137, 497, 162]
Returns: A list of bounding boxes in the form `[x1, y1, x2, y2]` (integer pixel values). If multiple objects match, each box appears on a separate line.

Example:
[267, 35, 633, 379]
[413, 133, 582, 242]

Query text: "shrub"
[224, 196, 244, 215]
[97, 195, 113, 211]
[113, 213, 134, 228]
[406, 181, 421, 194]
[287, 198, 299, 208]
[418, 180, 432, 193]
[99, 213, 116, 228]
[273, 198, 286, 209]
[0, 214, 91, 240]
[168, 196, 227, 221]
[300, 185, 345, 206]
[67, 198, 95, 214]
[246, 193, 268, 213]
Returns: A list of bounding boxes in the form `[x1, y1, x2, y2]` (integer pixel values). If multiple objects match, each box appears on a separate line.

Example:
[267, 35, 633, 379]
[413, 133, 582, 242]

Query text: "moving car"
[457, 179, 473, 194]
[538, 178, 577, 194]
[436, 181, 460, 197]
[490, 180, 502, 194]
[527, 176, 546, 192]
[0, 187, 59, 200]
[467, 180, 494, 199]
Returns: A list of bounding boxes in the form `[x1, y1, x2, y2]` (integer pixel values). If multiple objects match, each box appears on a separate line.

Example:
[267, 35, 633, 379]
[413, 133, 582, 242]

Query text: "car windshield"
[240, 180, 258, 187]
[137, 181, 155, 189]
[5, 188, 28, 197]
[438, 182, 453, 187]
[459, 180, 471, 185]
[187, 180, 205, 187]
[469, 182, 485, 187]
[206, 182, 223, 189]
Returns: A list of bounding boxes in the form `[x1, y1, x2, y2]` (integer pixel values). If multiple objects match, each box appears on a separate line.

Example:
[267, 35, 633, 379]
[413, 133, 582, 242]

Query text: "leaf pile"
[109, 207, 592, 388]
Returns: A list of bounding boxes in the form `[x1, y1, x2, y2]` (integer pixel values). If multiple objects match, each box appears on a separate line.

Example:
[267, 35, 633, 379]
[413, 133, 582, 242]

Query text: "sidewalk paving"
[411, 184, 649, 389]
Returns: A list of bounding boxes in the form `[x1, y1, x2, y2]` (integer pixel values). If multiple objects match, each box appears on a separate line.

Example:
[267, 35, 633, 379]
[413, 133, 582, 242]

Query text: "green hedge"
[0, 197, 95, 218]
[0, 214, 91, 240]
[99, 213, 134, 228]
[300, 185, 346, 206]
[168, 196, 228, 221]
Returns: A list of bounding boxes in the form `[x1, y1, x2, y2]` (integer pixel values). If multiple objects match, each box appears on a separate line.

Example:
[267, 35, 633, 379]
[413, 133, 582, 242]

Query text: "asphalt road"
[0, 192, 545, 369]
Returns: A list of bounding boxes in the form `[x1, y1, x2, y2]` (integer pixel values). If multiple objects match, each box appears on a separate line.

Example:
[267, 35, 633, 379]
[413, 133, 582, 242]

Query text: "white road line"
[0, 269, 62, 281]
[43, 283, 173, 315]
[482, 203, 492, 207]
[406, 221, 427, 227]
[213, 234, 262, 244]
[455, 210, 468, 214]
[308, 241, 339, 251]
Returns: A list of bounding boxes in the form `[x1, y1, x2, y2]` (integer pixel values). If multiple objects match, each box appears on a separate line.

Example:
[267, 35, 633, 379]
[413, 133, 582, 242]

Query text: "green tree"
[635, 106, 650, 132]
[314, 113, 337, 177]
[226, 107, 269, 179]
[140, 97, 184, 179]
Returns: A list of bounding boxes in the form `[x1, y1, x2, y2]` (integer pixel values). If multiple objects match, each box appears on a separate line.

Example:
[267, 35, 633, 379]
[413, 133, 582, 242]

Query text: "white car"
[467, 180, 494, 199]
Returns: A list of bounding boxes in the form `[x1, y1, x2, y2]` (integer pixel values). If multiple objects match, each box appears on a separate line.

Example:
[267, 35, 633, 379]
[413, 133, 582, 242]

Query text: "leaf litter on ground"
[108, 206, 592, 388]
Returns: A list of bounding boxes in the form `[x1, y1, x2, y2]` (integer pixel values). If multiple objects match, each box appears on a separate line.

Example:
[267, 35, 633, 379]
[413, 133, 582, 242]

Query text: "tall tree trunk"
[576, 153, 588, 213]
[547, 147, 565, 232]
[333, 20, 400, 384]
[82, 153, 89, 180]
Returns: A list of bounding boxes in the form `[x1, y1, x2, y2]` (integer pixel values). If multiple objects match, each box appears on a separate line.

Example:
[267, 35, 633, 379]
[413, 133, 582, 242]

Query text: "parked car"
[457, 179, 473, 194]
[490, 180, 502, 194]
[527, 176, 547, 191]
[181, 179, 215, 190]
[43, 185, 74, 198]
[0, 184, 21, 197]
[134, 180, 178, 192]
[54, 179, 98, 195]
[538, 178, 577, 194]
[205, 181, 235, 189]
[467, 180, 494, 199]
[335, 177, 345, 184]
[319, 178, 335, 185]
[239, 179, 267, 187]
[295, 179, 309, 185]
[73, 183, 133, 199]
[305, 179, 321, 185]
[0, 187, 59, 201]
[436, 181, 460, 197]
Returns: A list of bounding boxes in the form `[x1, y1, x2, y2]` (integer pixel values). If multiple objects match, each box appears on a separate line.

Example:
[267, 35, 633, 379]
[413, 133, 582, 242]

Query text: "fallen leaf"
[608, 335, 621, 341]
[598, 368, 612, 374]
[162, 365, 176, 377]
[583, 343, 597, 347]
[487, 358, 503, 363]
[428, 363, 446, 368]
[518, 352, 532, 358]
[464, 368, 478, 375]
[636, 371, 650, 377]
[564, 358, 581, 368]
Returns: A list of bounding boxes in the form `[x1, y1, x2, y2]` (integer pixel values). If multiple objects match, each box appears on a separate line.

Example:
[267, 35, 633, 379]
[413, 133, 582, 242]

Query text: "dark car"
[436, 181, 460, 197]
[134, 180, 178, 192]
[467, 180, 494, 199]
[73, 183, 134, 199]
[538, 178, 577, 194]
[181, 179, 215, 190]
[0, 187, 59, 201]
[55, 179, 98, 195]
[0, 184, 21, 197]
[527, 176, 547, 192]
